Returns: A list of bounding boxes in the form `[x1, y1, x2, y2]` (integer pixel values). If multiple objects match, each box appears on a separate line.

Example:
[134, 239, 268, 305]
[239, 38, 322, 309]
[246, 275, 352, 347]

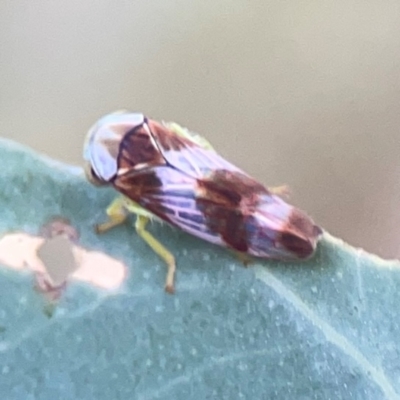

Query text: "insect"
[83, 111, 322, 293]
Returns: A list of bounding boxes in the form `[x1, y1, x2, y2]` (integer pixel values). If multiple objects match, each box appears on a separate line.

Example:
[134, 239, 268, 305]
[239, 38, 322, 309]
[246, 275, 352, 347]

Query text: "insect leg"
[135, 215, 176, 294]
[268, 185, 290, 197]
[232, 250, 253, 267]
[95, 197, 127, 234]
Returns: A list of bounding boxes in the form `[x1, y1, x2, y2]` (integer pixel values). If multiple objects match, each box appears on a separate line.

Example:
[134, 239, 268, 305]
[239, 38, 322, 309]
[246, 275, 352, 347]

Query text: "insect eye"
[84, 163, 107, 186]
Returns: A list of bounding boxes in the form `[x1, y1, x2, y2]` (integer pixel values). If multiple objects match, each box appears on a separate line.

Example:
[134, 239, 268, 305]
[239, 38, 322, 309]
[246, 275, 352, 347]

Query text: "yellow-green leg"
[95, 197, 127, 233]
[232, 250, 253, 267]
[269, 184, 290, 197]
[135, 215, 176, 294]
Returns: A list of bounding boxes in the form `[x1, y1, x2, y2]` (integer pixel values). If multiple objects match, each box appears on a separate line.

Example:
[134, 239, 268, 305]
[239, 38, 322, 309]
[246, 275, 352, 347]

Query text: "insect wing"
[146, 120, 244, 179]
[195, 169, 321, 259]
[249, 194, 321, 259]
[111, 116, 321, 260]
[114, 166, 223, 245]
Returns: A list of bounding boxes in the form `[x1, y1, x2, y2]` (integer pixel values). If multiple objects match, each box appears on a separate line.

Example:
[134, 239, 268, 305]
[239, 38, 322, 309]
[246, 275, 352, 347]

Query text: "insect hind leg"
[135, 215, 176, 294]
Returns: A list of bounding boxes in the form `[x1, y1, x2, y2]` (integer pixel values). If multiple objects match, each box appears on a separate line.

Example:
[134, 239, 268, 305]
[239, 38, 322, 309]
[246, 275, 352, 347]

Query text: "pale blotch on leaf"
[0, 218, 128, 297]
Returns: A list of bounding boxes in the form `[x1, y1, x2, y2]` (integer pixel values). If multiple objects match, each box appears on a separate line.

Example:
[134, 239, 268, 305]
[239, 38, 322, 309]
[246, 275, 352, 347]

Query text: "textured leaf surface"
[0, 138, 400, 400]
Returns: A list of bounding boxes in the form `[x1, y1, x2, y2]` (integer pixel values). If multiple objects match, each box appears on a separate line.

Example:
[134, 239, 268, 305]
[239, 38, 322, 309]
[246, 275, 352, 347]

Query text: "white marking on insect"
[117, 168, 130, 176]
[143, 122, 159, 150]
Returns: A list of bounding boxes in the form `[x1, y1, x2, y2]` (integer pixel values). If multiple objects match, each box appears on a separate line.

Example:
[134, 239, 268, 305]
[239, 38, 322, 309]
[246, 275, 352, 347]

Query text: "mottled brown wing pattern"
[197, 169, 267, 206]
[195, 170, 266, 252]
[278, 210, 323, 257]
[115, 170, 163, 204]
[147, 120, 244, 178]
[196, 169, 320, 258]
[114, 164, 320, 259]
[114, 167, 193, 226]
[147, 120, 193, 152]
[117, 124, 164, 170]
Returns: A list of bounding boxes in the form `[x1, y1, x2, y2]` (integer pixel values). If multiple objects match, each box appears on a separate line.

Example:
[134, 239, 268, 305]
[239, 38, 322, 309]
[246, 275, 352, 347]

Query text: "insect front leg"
[95, 197, 128, 234]
[135, 215, 176, 294]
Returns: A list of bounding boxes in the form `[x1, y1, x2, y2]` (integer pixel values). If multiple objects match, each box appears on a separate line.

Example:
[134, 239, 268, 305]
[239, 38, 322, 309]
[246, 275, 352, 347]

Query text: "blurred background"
[1, 0, 400, 258]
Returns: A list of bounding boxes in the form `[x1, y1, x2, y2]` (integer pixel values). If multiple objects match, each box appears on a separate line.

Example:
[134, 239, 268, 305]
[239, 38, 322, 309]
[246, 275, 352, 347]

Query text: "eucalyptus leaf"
[0, 138, 399, 400]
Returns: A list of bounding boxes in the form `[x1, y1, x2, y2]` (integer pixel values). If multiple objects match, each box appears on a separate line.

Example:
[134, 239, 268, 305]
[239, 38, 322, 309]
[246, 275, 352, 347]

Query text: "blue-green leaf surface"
[0, 139, 399, 400]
